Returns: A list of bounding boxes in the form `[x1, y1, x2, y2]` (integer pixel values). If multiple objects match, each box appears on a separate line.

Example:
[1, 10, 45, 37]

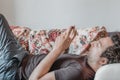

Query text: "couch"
[10, 26, 120, 80]
[10, 26, 108, 55]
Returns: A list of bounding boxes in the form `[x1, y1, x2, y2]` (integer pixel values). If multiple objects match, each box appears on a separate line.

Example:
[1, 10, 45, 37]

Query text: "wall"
[0, 0, 16, 25]
[0, 0, 120, 31]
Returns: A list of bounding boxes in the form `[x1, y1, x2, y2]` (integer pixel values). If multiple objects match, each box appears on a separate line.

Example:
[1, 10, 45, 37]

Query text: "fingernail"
[71, 26, 75, 28]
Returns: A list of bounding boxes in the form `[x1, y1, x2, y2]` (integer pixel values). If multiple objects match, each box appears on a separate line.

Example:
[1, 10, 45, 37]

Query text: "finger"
[66, 26, 75, 38]
[60, 29, 67, 37]
[72, 28, 77, 40]
[70, 28, 77, 42]
[60, 32, 66, 39]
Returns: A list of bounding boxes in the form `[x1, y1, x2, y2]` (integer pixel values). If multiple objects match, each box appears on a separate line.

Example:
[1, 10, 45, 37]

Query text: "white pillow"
[94, 63, 120, 80]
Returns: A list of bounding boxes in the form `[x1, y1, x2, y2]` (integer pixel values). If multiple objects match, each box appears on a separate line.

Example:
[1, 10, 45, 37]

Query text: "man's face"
[87, 37, 114, 63]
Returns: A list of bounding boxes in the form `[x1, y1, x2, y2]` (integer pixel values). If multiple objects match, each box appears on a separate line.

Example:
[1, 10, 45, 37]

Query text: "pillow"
[28, 29, 57, 54]
[94, 63, 120, 80]
[69, 26, 108, 55]
[10, 26, 31, 51]
[28, 29, 67, 55]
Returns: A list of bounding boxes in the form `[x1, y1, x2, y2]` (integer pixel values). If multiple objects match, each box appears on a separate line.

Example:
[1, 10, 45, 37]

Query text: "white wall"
[0, 0, 16, 25]
[0, 0, 120, 31]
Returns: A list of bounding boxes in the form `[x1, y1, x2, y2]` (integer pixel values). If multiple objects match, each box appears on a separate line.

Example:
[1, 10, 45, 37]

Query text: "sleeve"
[54, 60, 82, 80]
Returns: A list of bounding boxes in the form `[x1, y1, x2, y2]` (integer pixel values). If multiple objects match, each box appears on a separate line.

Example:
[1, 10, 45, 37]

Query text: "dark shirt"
[15, 54, 95, 80]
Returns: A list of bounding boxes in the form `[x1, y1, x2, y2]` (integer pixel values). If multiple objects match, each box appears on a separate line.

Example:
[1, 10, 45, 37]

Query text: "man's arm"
[38, 72, 55, 80]
[29, 26, 77, 80]
[29, 48, 62, 80]
[38, 60, 82, 80]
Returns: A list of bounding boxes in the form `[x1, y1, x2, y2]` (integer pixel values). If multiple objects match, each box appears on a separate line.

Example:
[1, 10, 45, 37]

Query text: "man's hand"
[29, 26, 77, 80]
[53, 26, 77, 52]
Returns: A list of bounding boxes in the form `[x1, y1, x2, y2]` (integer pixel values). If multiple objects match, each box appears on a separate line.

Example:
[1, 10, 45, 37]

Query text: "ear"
[99, 57, 108, 65]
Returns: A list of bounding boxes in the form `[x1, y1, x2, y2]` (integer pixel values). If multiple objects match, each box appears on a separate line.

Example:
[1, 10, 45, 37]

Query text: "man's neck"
[87, 61, 100, 72]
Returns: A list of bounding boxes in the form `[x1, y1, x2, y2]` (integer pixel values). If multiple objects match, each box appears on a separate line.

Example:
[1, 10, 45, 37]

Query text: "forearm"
[29, 48, 62, 80]
[29, 26, 76, 80]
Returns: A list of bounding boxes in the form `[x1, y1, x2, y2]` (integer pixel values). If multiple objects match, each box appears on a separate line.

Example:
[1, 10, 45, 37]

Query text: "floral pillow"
[69, 26, 108, 55]
[29, 30, 49, 54]
[10, 26, 31, 51]
[28, 29, 67, 55]
[10, 26, 108, 55]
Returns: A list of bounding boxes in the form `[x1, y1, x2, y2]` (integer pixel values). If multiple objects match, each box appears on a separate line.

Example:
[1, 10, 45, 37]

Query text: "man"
[0, 14, 120, 80]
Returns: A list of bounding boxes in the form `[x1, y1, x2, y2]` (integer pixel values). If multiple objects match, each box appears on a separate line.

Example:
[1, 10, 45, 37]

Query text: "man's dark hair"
[101, 33, 120, 64]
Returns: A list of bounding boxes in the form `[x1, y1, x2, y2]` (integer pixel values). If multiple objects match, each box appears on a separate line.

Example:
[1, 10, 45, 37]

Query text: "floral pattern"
[10, 26, 31, 51]
[69, 26, 108, 55]
[10, 26, 108, 55]
[29, 30, 51, 54]
[28, 29, 66, 55]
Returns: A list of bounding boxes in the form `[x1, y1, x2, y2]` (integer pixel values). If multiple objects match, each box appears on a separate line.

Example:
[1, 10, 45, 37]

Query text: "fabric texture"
[69, 26, 108, 55]
[28, 29, 66, 54]
[0, 14, 28, 80]
[10, 26, 108, 55]
[94, 63, 120, 80]
[28, 30, 53, 54]
[10, 26, 31, 51]
[16, 54, 95, 80]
